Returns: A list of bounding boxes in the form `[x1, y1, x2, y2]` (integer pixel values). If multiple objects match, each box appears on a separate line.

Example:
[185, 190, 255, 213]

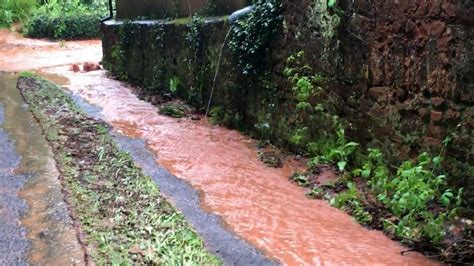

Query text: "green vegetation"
[229, 0, 283, 75]
[284, 51, 343, 156]
[24, 0, 108, 39]
[19, 75, 219, 264]
[159, 102, 187, 118]
[0, 0, 36, 27]
[281, 50, 470, 262]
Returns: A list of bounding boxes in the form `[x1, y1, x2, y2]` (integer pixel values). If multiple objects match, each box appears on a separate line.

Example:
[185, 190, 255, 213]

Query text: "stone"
[83, 62, 101, 72]
[69, 64, 80, 72]
[431, 97, 445, 107]
[368, 87, 389, 102]
[430, 111, 443, 122]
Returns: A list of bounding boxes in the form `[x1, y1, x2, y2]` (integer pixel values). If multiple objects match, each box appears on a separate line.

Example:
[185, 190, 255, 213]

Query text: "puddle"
[0, 72, 85, 265]
[43, 67, 436, 265]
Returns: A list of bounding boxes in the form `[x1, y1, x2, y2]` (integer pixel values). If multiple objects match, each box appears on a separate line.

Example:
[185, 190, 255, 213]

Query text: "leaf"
[337, 161, 347, 172]
[440, 196, 450, 206]
[328, 0, 336, 8]
[361, 169, 371, 178]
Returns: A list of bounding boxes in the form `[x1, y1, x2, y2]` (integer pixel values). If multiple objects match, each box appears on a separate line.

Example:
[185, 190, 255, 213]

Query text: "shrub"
[0, 0, 37, 27]
[228, 0, 283, 75]
[24, 0, 107, 39]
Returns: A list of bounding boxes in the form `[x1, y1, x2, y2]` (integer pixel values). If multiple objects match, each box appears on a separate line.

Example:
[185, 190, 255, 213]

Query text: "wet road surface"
[0, 87, 29, 265]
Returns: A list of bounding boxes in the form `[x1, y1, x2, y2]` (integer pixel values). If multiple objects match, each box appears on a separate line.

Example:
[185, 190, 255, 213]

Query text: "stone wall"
[115, 0, 249, 19]
[101, 0, 473, 209]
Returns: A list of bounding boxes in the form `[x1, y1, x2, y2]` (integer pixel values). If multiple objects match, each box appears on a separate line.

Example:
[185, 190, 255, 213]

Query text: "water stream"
[0, 28, 437, 265]
[42, 66, 436, 265]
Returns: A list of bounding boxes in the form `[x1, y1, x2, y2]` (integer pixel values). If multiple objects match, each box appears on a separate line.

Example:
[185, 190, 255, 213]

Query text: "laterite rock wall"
[101, 0, 473, 209]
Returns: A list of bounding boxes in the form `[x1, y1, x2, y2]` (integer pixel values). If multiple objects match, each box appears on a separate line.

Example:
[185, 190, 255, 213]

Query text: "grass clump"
[18, 75, 220, 265]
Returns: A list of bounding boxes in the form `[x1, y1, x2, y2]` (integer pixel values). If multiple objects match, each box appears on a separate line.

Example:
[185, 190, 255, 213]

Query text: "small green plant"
[290, 172, 310, 187]
[309, 129, 359, 172]
[350, 148, 464, 245]
[330, 182, 373, 225]
[159, 103, 186, 118]
[307, 186, 327, 199]
[169, 76, 181, 94]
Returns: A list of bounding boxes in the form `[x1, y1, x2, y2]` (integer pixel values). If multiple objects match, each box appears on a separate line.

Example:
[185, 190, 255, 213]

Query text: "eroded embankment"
[43, 66, 437, 265]
[17, 74, 222, 265]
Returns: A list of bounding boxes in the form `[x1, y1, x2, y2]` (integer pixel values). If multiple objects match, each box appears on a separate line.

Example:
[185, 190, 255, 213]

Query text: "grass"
[18, 74, 220, 265]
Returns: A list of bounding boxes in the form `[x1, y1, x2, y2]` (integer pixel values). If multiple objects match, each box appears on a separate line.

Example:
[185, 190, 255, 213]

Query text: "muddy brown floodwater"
[41, 66, 437, 265]
[0, 28, 436, 265]
[0, 29, 101, 72]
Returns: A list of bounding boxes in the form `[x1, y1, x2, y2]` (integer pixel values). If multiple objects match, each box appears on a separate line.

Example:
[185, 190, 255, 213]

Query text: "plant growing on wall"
[184, 15, 207, 106]
[228, 0, 283, 75]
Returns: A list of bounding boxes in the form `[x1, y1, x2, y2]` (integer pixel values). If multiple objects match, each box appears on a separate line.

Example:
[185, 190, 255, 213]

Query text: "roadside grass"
[17, 74, 220, 265]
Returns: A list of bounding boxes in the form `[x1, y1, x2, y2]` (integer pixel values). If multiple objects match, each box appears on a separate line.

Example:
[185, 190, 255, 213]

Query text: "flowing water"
[42, 66, 436, 265]
[0, 28, 437, 265]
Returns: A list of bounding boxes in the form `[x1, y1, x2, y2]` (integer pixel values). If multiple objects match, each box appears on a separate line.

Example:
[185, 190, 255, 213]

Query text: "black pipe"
[100, 0, 114, 22]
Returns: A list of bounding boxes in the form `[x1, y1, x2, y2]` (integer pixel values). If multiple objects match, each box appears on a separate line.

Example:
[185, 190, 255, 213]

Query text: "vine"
[228, 0, 283, 75]
[184, 15, 206, 106]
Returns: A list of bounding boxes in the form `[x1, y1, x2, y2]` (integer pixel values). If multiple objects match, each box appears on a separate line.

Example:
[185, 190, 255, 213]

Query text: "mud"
[43, 67, 437, 265]
[0, 29, 101, 72]
[0, 72, 85, 265]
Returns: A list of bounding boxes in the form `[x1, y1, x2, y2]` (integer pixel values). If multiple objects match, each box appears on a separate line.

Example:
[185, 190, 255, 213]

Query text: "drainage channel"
[38, 67, 435, 265]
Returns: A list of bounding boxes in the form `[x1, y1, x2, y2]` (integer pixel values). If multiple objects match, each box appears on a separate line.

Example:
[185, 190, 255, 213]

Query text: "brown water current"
[0, 72, 85, 265]
[43, 66, 437, 265]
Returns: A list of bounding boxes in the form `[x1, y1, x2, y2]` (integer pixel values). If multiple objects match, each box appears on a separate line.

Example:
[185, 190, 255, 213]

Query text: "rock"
[70, 64, 80, 72]
[83, 62, 101, 72]
[430, 111, 443, 122]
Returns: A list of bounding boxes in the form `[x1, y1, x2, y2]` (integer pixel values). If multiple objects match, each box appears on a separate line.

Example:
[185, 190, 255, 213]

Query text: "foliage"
[184, 15, 207, 106]
[0, 0, 36, 27]
[228, 0, 283, 75]
[24, 0, 107, 39]
[284, 51, 347, 161]
[330, 182, 373, 225]
[290, 172, 309, 187]
[307, 0, 342, 39]
[284, 49, 465, 256]
[159, 103, 186, 118]
[357, 151, 463, 244]
[309, 129, 359, 172]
